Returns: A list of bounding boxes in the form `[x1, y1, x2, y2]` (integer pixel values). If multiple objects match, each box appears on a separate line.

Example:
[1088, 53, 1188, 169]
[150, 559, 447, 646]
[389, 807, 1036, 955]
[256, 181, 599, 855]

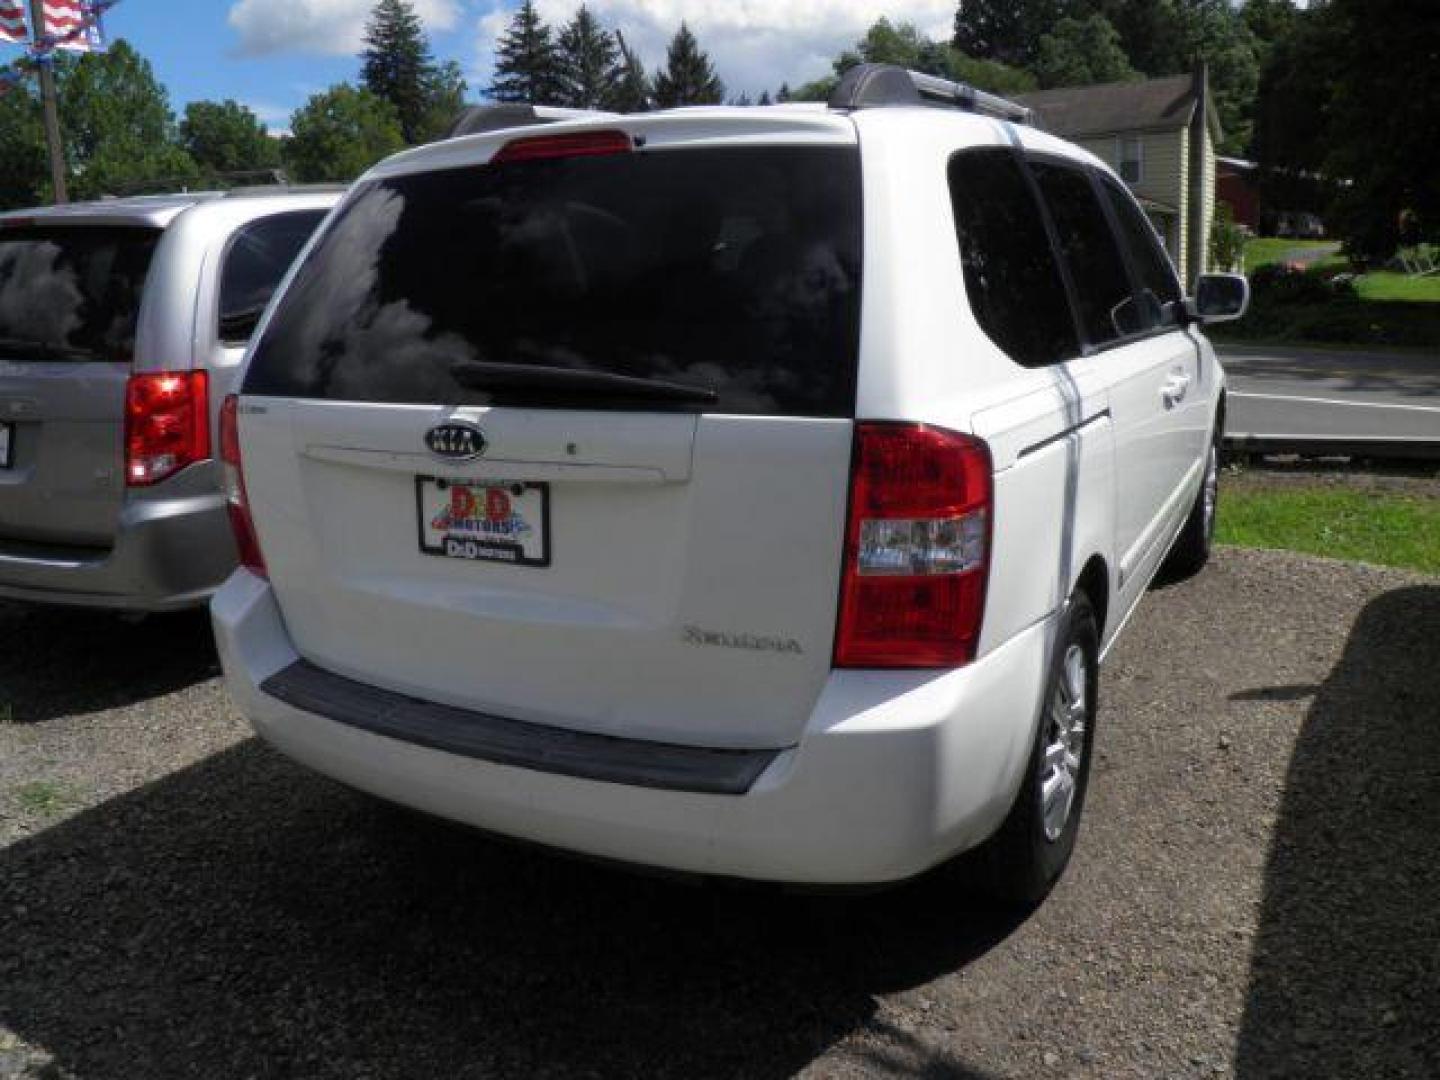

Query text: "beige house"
[1017, 67, 1218, 290]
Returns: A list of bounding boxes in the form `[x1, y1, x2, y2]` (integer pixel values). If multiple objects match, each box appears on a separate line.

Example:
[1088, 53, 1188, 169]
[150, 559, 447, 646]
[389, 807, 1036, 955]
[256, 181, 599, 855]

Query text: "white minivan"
[213, 67, 1247, 904]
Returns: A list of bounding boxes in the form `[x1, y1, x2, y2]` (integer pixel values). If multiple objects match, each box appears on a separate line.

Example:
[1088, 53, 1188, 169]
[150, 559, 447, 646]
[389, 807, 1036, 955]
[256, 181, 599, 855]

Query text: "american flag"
[43, 0, 102, 52]
[0, 0, 29, 45]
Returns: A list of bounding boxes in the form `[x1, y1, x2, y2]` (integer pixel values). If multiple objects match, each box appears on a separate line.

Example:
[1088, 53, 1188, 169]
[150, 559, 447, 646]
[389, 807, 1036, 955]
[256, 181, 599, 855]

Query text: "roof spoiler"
[444, 104, 621, 140]
[828, 64, 1033, 126]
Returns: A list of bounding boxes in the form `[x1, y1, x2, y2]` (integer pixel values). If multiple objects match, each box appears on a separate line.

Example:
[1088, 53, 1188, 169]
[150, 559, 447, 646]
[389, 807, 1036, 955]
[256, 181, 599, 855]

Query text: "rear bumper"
[213, 571, 1056, 885]
[0, 491, 235, 612]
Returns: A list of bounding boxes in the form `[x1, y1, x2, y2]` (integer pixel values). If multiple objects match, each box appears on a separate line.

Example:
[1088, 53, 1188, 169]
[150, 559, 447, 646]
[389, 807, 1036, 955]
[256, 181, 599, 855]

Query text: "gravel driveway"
[2, 548, 1437, 1079]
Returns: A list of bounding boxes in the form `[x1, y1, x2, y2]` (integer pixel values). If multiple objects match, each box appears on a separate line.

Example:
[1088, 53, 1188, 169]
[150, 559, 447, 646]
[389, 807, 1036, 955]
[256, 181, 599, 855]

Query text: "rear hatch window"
[244, 146, 863, 417]
[0, 226, 159, 364]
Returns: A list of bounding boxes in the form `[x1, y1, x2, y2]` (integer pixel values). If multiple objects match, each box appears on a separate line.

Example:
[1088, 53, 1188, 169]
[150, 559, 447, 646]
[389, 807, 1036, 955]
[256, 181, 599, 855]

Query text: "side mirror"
[1185, 273, 1250, 325]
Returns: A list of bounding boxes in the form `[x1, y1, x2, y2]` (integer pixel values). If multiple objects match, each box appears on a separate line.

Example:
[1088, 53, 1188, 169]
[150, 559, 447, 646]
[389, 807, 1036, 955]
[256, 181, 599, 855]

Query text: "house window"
[1117, 135, 1143, 184]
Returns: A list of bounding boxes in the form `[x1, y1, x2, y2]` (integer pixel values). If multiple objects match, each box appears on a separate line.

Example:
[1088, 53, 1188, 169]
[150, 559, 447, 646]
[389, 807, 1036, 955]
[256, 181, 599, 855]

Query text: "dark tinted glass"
[1031, 163, 1143, 347]
[219, 211, 326, 343]
[0, 226, 159, 364]
[245, 148, 863, 417]
[1099, 176, 1181, 331]
[948, 149, 1078, 368]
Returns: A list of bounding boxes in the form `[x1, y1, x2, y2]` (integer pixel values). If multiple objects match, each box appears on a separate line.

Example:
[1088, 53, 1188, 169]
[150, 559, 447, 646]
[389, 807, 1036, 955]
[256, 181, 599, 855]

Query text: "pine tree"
[608, 35, 651, 112]
[653, 23, 724, 107]
[491, 1, 563, 105]
[361, 0, 458, 144]
[757, 90, 773, 106]
[555, 6, 621, 109]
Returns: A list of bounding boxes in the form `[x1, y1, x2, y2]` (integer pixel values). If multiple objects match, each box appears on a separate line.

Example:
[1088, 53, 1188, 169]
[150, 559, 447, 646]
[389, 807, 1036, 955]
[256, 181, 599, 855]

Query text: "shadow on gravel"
[0, 604, 218, 724]
[1235, 584, 1440, 1079]
[0, 741, 1014, 1079]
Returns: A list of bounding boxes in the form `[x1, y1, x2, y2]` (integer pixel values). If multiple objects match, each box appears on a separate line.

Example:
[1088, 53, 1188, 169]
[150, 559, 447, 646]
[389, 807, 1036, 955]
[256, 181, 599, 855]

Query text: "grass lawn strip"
[1218, 475, 1440, 575]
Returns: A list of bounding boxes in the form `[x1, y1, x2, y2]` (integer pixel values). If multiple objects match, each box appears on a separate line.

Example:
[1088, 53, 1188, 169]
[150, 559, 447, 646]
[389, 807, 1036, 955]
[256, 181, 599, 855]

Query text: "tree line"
[0, 0, 1434, 256]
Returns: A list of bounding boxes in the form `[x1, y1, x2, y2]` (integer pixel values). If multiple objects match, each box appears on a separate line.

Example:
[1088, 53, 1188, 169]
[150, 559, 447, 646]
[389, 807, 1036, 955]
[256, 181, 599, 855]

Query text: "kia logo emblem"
[425, 422, 487, 460]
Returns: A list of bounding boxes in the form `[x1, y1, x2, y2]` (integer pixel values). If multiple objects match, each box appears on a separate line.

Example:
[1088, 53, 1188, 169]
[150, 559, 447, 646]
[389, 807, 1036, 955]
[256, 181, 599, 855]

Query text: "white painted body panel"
[214, 568, 1053, 884]
[216, 105, 1224, 882]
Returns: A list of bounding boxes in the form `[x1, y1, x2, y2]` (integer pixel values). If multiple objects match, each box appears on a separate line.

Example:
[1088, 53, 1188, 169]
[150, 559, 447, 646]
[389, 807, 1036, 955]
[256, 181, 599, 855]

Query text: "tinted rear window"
[0, 226, 159, 364]
[245, 147, 864, 416]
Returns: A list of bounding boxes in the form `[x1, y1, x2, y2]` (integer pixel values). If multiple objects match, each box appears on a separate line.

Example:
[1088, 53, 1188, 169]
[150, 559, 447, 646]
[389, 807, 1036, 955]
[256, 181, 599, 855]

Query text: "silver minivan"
[0, 188, 339, 610]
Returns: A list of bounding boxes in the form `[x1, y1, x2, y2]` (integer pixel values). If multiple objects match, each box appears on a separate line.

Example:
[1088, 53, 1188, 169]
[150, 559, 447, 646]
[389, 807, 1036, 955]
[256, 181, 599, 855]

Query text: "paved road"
[1219, 344, 1440, 448]
[2, 547, 1438, 1078]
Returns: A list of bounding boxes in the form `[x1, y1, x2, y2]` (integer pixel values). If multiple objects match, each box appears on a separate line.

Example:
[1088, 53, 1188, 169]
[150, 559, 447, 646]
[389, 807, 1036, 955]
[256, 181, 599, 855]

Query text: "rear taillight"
[124, 371, 210, 486]
[219, 394, 267, 578]
[491, 129, 633, 164]
[834, 423, 993, 669]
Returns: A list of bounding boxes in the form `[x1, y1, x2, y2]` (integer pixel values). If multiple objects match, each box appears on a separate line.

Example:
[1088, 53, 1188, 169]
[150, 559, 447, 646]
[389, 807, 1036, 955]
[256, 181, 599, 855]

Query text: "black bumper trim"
[259, 659, 782, 796]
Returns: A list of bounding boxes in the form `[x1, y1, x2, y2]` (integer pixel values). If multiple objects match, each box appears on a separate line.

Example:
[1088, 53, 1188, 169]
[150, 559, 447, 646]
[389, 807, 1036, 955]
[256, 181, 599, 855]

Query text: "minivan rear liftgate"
[0, 225, 160, 553]
[234, 132, 866, 751]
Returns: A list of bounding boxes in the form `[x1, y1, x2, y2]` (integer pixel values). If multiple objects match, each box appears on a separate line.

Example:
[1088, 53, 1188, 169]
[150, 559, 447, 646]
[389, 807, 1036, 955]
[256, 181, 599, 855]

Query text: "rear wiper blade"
[449, 361, 718, 405]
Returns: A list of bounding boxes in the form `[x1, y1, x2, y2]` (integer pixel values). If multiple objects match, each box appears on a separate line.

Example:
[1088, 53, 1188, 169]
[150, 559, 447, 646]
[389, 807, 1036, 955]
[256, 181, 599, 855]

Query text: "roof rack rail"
[221, 183, 349, 198]
[444, 104, 619, 140]
[828, 63, 1033, 125]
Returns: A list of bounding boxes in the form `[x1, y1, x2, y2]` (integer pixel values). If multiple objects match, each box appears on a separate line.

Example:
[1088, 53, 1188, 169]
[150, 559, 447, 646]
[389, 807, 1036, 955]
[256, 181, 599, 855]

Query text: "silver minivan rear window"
[244, 146, 863, 417]
[0, 226, 159, 364]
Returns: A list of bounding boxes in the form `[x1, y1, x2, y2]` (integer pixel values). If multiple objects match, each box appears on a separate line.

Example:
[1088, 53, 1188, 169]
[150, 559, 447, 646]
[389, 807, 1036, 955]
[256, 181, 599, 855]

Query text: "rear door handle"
[1161, 373, 1191, 408]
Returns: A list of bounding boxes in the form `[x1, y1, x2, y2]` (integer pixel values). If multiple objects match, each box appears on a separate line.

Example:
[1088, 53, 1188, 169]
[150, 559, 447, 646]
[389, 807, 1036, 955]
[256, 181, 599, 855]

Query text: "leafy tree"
[793, 18, 1034, 102]
[0, 71, 47, 209]
[554, 6, 620, 109]
[652, 23, 724, 107]
[490, 0, 562, 105]
[180, 100, 280, 177]
[1178, 0, 1261, 153]
[1034, 14, 1138, 88]
[361, 0, 465, 143]
[1323, 0, 1440, 256]
[953, 0, 1061, 67]
[608, 36, 651, 112]
[284, 83, 405, 183]
[1241, 0, 1301, 56]
[57, 41, 199, 199]
[422, 59, 467, 139]
[1070, 0, 1187, 75]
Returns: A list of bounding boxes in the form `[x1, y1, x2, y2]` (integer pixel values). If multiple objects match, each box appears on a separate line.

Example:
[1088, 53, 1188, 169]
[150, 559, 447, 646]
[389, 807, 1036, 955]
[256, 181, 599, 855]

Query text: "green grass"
[1217, 486, 1440, 575]
[1354, 271, 1440, 302]
[1243, 238, 1338, 274]
[13, 780, 76, 818]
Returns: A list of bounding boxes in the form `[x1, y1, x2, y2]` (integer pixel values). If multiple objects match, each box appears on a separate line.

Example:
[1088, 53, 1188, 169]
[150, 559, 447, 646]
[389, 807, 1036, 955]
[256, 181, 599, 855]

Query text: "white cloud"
[475, 1, 957, 98]
[228, 0, 463, 57]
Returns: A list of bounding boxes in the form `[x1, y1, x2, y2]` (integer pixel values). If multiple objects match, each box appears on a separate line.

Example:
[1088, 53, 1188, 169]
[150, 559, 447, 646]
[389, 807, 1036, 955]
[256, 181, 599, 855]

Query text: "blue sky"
[5, 1, 959, 128]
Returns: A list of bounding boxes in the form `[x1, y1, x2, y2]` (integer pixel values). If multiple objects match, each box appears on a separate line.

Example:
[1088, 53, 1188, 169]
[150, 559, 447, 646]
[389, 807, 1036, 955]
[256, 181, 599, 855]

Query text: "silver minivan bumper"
[0, 490, 235, 611]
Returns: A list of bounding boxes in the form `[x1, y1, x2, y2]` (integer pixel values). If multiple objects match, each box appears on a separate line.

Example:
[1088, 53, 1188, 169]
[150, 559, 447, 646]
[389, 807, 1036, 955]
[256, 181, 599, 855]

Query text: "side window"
[947, 149, 1079, 369]
[218, 211, 326, 344]
[1117, 136, 1143, 184]
[1030, 161, 1142, 347]
[1099, 175, 1183, 330]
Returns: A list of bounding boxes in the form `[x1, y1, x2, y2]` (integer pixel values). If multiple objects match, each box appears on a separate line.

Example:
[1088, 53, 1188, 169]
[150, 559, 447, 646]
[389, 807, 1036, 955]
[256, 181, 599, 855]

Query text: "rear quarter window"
[243, 147, 864, 417]
[0, 226, 159, 364]
[218, 211, 327, 344]
[947, 149, 1079, 369]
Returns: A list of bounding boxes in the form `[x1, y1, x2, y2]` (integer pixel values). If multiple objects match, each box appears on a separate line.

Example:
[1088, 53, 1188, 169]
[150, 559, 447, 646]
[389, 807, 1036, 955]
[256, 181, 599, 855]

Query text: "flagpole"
[27, 0, 67, 204]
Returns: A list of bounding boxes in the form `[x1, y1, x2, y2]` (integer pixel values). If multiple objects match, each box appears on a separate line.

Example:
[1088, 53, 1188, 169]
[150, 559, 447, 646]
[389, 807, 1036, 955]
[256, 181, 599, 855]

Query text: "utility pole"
[27, 0, 67, 203]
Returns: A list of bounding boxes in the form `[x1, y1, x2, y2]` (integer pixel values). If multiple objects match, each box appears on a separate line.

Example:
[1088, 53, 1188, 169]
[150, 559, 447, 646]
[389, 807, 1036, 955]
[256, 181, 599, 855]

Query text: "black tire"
[1161, 427, 1221, 581]
[975, 592, 1100, 909]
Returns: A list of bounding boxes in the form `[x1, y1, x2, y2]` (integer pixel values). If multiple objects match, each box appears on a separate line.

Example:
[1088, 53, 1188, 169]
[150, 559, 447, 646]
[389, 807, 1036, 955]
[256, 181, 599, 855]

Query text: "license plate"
[0, 422, 10, 469]
[415, 477, 550, 567]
